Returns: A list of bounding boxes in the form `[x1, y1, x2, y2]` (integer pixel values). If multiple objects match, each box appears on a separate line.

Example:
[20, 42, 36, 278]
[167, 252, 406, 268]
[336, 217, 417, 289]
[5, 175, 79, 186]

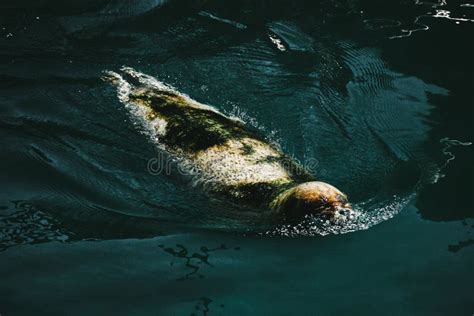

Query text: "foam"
[264, 194, 415, 236]
[103, 69, 169, 143]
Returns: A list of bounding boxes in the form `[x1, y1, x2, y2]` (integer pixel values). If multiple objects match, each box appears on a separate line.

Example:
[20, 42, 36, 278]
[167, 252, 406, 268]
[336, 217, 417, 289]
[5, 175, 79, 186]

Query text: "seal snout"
[271, 181, 352, 222]
[330, 204, 355, 222]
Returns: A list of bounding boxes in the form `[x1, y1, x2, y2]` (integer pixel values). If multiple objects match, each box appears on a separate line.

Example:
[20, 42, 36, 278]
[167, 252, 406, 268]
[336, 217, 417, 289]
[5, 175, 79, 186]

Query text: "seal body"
[105, 67, 352, 221]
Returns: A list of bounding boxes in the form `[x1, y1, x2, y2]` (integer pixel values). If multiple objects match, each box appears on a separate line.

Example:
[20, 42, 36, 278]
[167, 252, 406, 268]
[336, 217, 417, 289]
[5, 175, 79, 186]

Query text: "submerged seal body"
[105, 67, 352, 221]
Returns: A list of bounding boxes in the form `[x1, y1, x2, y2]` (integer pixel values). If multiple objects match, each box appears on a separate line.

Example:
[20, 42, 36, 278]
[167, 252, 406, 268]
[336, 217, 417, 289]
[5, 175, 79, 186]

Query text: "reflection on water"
[437, 137, 472, 176]
[362, 0, 474, 39]
[448, 238, 474, 253]
[0, 200, 70, 251]
[191, 296, 223, 316]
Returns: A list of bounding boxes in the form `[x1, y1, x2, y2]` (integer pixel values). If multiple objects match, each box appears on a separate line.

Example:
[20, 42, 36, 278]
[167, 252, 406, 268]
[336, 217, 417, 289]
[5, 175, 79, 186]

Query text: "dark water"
[1, 0, 473, 314]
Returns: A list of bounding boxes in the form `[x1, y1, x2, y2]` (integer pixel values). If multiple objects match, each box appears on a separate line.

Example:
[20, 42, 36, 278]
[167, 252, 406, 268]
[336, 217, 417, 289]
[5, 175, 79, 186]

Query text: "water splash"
[264, 194, 415, 237]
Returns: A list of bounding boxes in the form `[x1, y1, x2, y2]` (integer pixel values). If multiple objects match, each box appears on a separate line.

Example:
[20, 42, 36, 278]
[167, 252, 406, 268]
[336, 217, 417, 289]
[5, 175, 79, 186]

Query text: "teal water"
[0, 0, 473, 315]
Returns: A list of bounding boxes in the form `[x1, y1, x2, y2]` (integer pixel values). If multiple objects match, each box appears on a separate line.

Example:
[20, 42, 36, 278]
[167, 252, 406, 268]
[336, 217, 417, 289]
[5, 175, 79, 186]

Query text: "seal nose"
[338, 209, 346, 216]
[334, 206, 355, 221]
[337, 208, 350, 215]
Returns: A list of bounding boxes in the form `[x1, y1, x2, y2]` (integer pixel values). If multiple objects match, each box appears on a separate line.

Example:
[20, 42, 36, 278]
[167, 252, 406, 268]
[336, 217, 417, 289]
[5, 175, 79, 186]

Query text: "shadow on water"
[158, 243, 241, 281]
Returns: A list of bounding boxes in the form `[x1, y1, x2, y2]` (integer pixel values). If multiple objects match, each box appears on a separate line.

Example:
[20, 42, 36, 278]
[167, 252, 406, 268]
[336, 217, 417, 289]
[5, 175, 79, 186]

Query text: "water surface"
[0, 0, 473, 314]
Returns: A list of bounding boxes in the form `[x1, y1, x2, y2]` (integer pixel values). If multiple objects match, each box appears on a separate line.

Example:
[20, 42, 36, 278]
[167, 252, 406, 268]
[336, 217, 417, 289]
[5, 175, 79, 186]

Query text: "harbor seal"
[104, 67, 352, 222]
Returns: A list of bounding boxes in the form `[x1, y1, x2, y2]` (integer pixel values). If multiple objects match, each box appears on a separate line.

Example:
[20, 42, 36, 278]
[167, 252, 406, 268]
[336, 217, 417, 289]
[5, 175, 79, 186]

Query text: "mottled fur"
[104, 67, 352, 220]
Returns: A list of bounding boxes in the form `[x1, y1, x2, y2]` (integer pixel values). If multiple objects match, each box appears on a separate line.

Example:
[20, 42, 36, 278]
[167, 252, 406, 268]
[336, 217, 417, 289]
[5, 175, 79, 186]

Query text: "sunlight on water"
[430, 138, 472, 184]
[362, 0, 474, 39]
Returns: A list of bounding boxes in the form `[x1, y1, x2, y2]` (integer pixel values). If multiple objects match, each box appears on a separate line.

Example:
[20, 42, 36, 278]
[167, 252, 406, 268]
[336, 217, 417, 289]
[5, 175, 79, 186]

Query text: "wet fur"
[104, 68, 348, 218]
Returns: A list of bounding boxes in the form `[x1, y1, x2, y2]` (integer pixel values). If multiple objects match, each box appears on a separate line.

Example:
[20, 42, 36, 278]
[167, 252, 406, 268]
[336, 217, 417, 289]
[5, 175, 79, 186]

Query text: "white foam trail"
[103, 69, 162, 141]
[120, 67, 246, 124]
[119, 66, 175, 92]
[103, 70, 131, 102]
[264, 194, 415, 237]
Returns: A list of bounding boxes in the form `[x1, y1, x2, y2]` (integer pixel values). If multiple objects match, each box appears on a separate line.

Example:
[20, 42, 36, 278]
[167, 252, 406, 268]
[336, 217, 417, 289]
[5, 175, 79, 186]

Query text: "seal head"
[270, 181, 352, 222]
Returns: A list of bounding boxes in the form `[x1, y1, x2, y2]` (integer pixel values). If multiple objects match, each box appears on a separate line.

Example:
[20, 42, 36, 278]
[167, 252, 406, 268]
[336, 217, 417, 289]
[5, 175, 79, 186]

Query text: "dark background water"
[0, 0, 473, 315]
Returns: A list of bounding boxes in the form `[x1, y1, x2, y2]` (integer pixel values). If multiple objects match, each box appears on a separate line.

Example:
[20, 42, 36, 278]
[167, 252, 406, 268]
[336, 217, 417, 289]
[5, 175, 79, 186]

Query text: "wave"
[58, 0, 172, 33]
